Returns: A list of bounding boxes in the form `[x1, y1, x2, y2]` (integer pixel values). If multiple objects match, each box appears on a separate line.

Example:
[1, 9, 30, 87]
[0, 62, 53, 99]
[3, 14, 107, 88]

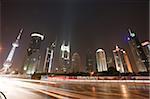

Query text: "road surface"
[0, 77, 149, 99]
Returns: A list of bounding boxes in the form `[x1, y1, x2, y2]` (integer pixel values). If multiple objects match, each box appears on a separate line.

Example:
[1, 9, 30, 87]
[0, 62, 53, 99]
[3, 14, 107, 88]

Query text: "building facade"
[113, 45, 133, 73]
[23, 32, 44, 75]
[141, 41, 150, 72]
[96, 49, 107, 72]
[43, 41, 56, 73]
[71, 52, 82, 73]
[122, 50, 133, 73]
[59, 40, 70, 73]
[128, 29, 148, 72]
[86, 50, 95, 73]
[113, 46, 125, 73]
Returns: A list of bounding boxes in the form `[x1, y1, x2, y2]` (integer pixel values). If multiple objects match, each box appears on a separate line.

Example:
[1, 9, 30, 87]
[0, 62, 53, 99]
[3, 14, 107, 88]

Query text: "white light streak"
[31, 33, 44, 40]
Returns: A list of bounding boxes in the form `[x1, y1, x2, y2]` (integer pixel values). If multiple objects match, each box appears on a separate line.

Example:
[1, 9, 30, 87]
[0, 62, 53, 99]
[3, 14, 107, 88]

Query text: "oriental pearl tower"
[1, 29, 23, 73]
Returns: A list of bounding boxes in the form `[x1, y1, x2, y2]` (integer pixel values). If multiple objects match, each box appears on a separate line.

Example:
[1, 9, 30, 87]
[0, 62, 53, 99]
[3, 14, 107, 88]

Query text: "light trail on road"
[0, 76, 149, 99]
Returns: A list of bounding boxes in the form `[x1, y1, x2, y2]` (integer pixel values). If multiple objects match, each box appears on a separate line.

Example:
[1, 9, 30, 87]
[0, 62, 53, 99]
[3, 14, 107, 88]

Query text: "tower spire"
[128, 28, 135, 37]
[128, 28, 132, 34]
[17, 28, 23, 40]
[1, 29, 23, 73]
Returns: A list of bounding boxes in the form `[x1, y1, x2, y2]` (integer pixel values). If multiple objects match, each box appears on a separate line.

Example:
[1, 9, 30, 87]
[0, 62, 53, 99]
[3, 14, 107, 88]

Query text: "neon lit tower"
[3, 29, 23, 72]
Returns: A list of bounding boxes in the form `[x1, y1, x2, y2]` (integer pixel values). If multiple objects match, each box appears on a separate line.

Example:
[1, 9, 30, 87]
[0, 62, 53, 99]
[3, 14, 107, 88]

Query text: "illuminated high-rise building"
[23, 32, 44, 75]
[141, 41, 150, 71]
[127, 29, 148, 72]
[113, 45, 125, 73]
[43, 41, 56, 73]
[71, 52, 81, 73]
[1, 29, 23, 73]
[59, 40, 70, 73]
[96, 49, 107, 72]
[122, 50, 133, 73]
[113, 45, 133, 73]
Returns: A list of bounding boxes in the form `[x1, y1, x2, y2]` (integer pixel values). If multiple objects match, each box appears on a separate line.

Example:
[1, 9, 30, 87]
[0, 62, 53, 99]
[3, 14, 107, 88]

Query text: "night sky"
[0, 0, 149, 71]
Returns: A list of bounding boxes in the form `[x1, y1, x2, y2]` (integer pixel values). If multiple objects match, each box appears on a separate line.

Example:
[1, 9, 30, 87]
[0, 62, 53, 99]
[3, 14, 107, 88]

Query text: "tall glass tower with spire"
[127, 29, 149, 73]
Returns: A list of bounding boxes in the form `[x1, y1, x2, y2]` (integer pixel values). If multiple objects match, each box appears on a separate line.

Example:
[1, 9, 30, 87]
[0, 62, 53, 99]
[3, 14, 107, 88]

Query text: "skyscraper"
[127, 29, 148, 72]
[122, 50, 133, 73]
[86, 50, 95, 73]
[113, 45, 125, 73]
[1, 29, 23, 73]
[141, 41, 150, 71]
[71, 52, 81, 73]
[43, 41, 56, 73]
[59, 40, 70, 73]
[23, 32, 44, 75]
[96, 49, 107, 72]
[106, 56, 115, 69]
[113, 45, 133, 73]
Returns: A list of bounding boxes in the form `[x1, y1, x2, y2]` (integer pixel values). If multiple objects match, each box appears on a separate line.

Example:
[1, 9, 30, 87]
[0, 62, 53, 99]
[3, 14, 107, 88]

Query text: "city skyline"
[2, 29, 148, 74]
[0, 1, 149, 99]
[1, 0, 149, 71]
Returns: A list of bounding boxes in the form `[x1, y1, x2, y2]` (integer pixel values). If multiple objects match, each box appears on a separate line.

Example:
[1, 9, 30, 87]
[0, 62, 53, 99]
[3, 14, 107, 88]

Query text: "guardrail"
[41, 76, 150, 83]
